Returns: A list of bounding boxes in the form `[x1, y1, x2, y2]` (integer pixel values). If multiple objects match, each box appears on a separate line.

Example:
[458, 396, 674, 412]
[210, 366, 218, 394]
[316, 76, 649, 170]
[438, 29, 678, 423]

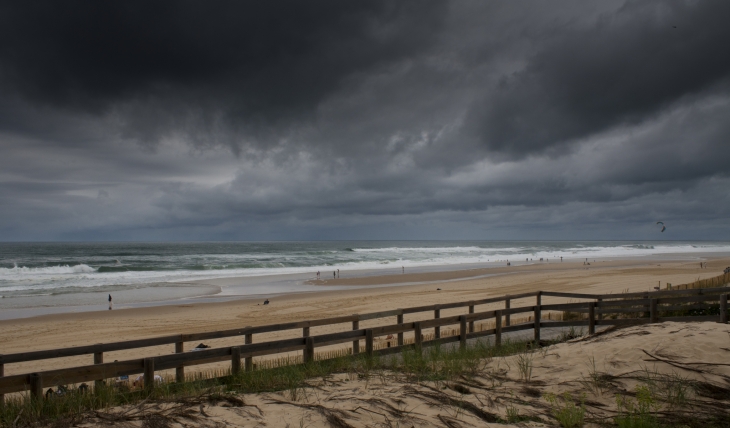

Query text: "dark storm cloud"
[0, 0, 446, 147]
[0, 0, 729, 241]
[467, 1, 730, 157]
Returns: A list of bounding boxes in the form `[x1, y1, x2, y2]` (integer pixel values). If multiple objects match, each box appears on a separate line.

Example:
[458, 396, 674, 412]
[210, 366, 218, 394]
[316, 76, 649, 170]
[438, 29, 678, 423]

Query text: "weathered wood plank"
[541, 302, 593, 311]
[659, 303, 720, 312]
[656, 295, 723, 305]
[596, 299, 651, 308]
[0, 335, 182, 364]
[597, 286, 729, 300]
[596, 307, 647, 315]
[398, 292, 536, 315]
[500, 306, 536, 316]
[370, 323, 414, 337]
[658, 315, 719, 323]
[419, 315, 461, 329]
[0, 359, 146, 394]
[465, 310, 496, 322]
[502, 323, 532, 334]
[358, 309, 403, 321]
[539, 320, 588, 328]
[0, 374, 28, 395]
[313, 330, 365, 348]
[540, 291, 602, 299]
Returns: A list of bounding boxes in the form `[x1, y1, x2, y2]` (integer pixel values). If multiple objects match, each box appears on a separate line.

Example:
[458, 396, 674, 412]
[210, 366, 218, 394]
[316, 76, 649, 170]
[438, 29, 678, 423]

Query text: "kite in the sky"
[656, 221, 666, 232]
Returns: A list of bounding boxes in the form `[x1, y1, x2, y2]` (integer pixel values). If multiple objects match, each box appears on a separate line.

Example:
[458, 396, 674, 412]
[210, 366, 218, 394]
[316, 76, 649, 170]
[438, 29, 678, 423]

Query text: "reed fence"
[1, 273, 728, 403]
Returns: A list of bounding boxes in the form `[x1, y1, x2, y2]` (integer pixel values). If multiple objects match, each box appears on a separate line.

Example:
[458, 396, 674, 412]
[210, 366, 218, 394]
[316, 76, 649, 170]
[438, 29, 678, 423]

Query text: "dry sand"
[75, 321, 730, 427]
[1, 257, 728, 378]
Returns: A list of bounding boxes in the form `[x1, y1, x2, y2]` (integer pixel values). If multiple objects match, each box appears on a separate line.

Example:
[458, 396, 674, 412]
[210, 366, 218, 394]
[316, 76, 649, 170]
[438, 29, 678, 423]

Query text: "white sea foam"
[351, 246, 488, 253]
[1, 263, 97, 275]
[1, 242, 729, 297]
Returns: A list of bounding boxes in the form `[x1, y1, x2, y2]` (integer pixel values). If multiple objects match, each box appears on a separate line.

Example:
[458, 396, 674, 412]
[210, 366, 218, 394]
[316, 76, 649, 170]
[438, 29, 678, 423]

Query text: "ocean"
[2, 241, 728, 301]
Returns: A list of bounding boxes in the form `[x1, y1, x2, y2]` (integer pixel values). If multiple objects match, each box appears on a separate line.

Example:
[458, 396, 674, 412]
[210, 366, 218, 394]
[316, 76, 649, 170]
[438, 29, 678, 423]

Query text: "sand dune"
[75, 321, 730, 427]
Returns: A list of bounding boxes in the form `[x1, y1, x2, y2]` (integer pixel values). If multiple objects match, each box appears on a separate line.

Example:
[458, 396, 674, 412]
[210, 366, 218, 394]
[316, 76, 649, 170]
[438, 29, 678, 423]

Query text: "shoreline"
[1, 252, 727, 321]
[1, 255, 728, 376]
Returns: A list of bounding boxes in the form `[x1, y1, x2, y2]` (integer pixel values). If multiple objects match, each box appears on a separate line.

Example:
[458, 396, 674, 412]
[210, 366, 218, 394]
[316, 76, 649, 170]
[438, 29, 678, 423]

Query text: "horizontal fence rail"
[1, 274, 728, 401]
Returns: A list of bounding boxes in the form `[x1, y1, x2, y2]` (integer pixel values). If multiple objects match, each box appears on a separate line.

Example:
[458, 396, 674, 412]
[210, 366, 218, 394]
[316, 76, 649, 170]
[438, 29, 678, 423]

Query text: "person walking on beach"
[333, 271, 336, 279]
[337, 269, 340, 278]
[108, 294, 112, 310]
[317, 270, 320, 279]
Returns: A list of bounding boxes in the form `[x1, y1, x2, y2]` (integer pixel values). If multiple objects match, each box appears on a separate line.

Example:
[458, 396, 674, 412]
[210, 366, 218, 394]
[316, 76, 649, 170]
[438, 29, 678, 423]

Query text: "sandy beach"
[1, 256, 728, 378]
[74, 320, 730, 427]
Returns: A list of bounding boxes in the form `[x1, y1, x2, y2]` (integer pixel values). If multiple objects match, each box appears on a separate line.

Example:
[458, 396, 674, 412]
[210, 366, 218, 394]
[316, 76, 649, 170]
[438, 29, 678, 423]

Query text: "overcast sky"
[1, 1, 729, 241]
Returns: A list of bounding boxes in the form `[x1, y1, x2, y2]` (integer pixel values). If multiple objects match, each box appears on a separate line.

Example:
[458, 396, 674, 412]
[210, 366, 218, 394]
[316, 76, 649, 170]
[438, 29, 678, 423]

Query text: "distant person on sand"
[317, 271, 320, 279]
[337, 269, 340, 278]
[108, 294, 112, 310]
[402, 266, 404, 274]
[333, 271, 336, 278]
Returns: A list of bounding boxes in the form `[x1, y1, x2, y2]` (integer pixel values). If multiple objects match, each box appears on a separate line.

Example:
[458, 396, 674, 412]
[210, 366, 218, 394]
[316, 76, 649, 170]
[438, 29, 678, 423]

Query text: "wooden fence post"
[231, 347, 241, 375]
[304, 337, 314, 363]
[302, 326, 310, 362]
[716, 294, 728, 322]
[0, 360, 4, 407]
[365, 329, 374, 357]
[434, 307, 441, 339]
[29, 373, 42, 401]
[459, 315, 467, 350]
[495, 310, 502, 347]
[505, 296, 511, 326]
[397, 312, 404, 346]
[144, 358, 155, 392]
[93, 349, 104, 390]
[650, 299, 658, 323]
[597, 298, 603, 320]
[352, 317, 360, 354]
[534, 292, 542, 343]
[244, 332, 253, 372]
[468, 303, 475, 333]
[588, 302, 595, 335]
[414, 322, 423, 350]
[175, 339, 185, 382]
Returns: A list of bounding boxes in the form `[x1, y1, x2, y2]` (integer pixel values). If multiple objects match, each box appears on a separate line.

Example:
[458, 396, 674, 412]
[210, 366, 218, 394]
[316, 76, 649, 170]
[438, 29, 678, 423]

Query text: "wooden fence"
[1, 274, 728, 402]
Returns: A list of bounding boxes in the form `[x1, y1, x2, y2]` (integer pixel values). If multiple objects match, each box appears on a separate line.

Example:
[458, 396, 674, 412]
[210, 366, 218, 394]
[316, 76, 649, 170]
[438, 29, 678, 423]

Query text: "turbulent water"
[1, 241, 728, 299]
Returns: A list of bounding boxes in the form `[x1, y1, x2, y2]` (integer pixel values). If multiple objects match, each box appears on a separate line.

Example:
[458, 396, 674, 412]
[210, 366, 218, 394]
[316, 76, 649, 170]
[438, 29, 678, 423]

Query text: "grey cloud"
[467, 0, 730, 157]
[0, 0, 729, 241]
[0, 0, 447, 149]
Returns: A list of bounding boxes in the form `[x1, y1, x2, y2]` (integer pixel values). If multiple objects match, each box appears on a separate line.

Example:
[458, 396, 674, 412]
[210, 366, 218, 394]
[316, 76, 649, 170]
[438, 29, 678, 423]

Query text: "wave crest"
[0, 264, 97, 276]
